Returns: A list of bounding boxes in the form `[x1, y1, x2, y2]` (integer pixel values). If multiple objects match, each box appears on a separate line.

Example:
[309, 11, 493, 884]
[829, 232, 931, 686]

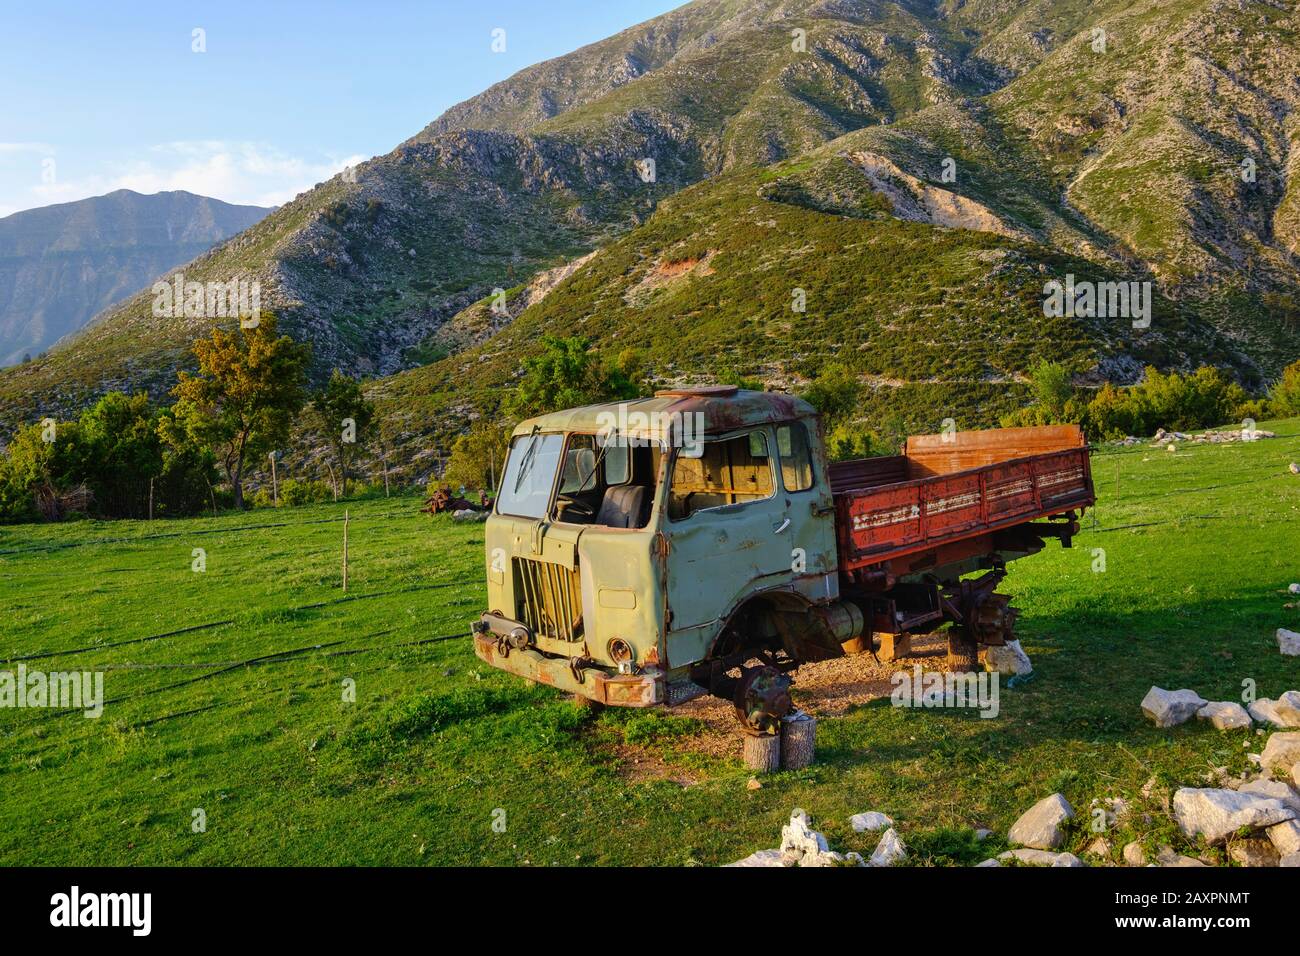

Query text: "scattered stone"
[1266, 819, 1300, 857]
[451, 508, 488, 522]
[1279, 629, 1300, 657]
[1238, 778, 1300, 815]
[1294, 764, 1300, 790]
[975, 828, 993, 841]
[985, 639, 1032, 675]
[1156, 845, 1208, 867]
[1086, 837, 1111, 858]
[1141, 686, 1207, 727]
[998, 848, 1084, 867]
[1289, 583, 1300, 595]
[1248, 698, 1300, 729]
[1009, 793, 1075, 849]
[1197, 701, 1252, 730]
[1172, 787, 1295, 844]
[849, 811, 894, 833]
[1228, 838, 1280, 867]
[869, 827, 907, 867]
[727, 848, 784, 867]
[1122, 842, 1147, 866]
[746, 777, 762, 791]
[1261, 732, 1300, 774]
[1282, 852, 1300, 867]
[976, 858, 1001, 867]
[1291, 462, 1300, 475]
[780, 809, 834, 867]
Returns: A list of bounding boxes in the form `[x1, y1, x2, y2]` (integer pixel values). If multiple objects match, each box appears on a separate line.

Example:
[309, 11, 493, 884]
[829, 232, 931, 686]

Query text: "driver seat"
[595, 485, 646, 529]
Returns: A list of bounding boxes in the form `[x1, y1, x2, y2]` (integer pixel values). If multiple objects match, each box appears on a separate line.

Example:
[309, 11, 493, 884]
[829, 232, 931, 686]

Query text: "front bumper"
[472, 621, 663, 707]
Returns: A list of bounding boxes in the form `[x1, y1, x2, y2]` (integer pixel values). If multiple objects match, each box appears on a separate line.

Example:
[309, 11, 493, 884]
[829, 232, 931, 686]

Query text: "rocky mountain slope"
[2, 0, 1297, 455]
[0, 190, 269, 367]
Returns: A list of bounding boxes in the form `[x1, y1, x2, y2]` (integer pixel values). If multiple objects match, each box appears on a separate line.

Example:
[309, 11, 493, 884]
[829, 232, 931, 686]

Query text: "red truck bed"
[829, 425, 1094, 572]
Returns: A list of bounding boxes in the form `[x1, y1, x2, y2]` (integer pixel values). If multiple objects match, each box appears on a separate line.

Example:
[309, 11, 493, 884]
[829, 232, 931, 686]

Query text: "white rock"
[975, 858, 1001, 867]
[1238, 778, 1300, 815]
[727, 848, 784, 867]
[1122, 842, 1147, 866]
[868, 827, 907, 867]
[985, 639, 1032, 675]
[975, 828, 993, 841]
[1009, 793, 1075, 849]
[1282, 852, 1300, 867]
[1156, 846, 1208, 867]
[1267, 819, 1300, 857]
[1141, 686, 1207, 727]
[1280, 628, 1300, 657]
[1197, 701, 1252, 730]
[780, 809, 832, 867]
[1248, 698, 1300, 729]
[1290, 584, 1300, 595]
[1279, 691, 1300, 723]
[1172, 787, 1295, 844]
[849, 811, 893, 833]
[1228, 838, 1279, 867]
[1262, 732, 1300, 774]
[1086, 837, 1111, 858]
[998, 848, 1084, 867]
[1294, 764, 1300, 790]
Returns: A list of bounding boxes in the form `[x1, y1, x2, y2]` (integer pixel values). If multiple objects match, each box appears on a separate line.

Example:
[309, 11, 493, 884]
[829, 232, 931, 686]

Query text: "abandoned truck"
[473, 387, 1094, 730]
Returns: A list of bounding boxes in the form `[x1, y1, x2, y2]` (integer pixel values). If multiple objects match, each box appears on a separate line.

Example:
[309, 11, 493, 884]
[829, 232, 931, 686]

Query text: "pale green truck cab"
[472, 386, 840, 711]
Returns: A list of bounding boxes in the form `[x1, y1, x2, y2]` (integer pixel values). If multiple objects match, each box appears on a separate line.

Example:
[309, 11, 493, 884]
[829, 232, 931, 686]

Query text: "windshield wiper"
[512, 426, 542, 495]
[574, 439, 610, 494]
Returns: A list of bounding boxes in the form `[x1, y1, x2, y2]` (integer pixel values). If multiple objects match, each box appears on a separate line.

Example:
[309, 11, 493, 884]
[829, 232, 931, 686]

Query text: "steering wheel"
[558, 495, 595, 518]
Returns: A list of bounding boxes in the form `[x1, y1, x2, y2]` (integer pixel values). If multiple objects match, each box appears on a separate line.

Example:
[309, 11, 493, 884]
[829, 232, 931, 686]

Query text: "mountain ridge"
[0, 189, 270, 367]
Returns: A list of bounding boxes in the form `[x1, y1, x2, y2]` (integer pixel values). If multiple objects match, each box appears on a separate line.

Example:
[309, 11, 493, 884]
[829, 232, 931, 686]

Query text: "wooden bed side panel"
[902, 425, 1087, 477]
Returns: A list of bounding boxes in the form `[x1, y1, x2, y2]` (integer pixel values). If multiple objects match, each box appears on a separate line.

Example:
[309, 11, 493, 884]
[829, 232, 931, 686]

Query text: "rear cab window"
[668, 429, 775, 520]
[776, 422, 815, 492]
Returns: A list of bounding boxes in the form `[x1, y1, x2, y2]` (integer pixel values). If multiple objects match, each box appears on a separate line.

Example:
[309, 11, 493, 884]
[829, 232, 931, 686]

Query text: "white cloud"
[0, 142, 57, 155]
[0, 141, 369, 216]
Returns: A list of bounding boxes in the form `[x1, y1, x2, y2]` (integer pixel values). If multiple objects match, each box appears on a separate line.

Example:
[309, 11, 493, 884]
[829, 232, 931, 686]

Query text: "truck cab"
[474, 386, 839, 708]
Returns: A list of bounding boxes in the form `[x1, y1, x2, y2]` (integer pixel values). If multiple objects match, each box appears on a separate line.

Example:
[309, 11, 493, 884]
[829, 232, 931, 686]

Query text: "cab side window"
[669, 430, 775, 519]
[776, 423, 814, 493]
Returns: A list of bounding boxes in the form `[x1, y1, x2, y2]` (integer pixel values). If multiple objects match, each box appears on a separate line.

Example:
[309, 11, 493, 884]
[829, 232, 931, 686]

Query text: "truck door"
[662, 426, 796, 635]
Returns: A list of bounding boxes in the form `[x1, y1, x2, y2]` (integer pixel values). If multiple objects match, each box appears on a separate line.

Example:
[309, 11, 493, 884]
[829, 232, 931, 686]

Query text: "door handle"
[773, 517, 791, 535]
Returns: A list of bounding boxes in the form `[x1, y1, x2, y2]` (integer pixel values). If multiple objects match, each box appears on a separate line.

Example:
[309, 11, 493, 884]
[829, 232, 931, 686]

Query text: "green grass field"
[2, 421, 1298, 866]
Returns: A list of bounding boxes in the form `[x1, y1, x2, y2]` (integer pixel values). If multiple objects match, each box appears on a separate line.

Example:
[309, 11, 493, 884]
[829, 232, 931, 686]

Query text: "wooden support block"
[780, 711, 816, 770]
[742, 732, 781, 772]
[877, 631, 912, 661]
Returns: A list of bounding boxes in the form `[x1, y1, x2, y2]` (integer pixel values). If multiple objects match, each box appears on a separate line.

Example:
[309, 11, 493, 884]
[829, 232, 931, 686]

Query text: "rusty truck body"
[473, 386, 1093, 722]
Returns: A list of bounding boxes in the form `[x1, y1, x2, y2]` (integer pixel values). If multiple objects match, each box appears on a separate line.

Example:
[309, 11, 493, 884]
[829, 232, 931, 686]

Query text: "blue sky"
[0, 0, 683, 217]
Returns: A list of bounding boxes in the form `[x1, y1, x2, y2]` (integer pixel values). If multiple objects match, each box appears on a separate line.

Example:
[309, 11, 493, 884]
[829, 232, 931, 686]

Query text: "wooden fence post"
[342, 509, 349, 593]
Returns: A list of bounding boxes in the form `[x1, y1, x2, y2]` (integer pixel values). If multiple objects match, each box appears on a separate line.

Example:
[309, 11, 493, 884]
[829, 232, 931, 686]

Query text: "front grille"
[513, 558, 583, 642]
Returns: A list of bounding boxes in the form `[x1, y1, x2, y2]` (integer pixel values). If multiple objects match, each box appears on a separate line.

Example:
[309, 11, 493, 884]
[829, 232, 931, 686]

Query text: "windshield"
[497, 432, 564, 519]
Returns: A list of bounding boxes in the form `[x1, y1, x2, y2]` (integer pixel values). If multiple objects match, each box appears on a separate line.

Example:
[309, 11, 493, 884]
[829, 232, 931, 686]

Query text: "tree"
[506, 335, 639, 419]
[309, 370, 375, 498]
[443, 419, 511, 494]
[162, 314, 311, 509]
[1269, 359, 1300, 417]
[802, 362, 861, 429]
[1027, 361, 1073, 420]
